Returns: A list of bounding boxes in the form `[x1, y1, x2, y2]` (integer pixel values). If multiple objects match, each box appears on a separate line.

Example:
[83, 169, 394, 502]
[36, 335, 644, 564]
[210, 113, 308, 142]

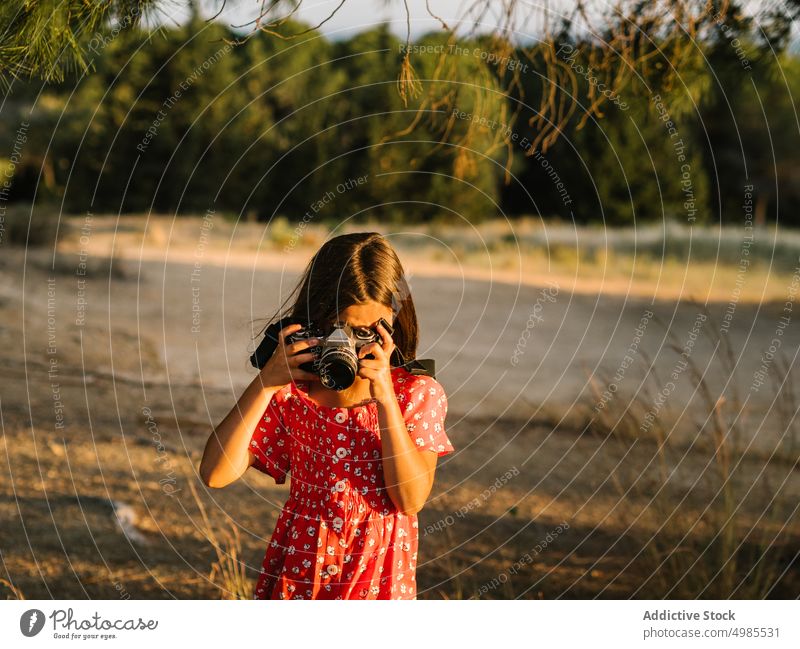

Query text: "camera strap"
[390, 348, 436, 379]
[400, 357, 436, 378]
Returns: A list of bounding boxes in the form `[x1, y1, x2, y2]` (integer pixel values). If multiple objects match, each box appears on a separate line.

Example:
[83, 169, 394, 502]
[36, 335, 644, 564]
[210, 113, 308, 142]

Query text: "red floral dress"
[249, 365, 454, 600]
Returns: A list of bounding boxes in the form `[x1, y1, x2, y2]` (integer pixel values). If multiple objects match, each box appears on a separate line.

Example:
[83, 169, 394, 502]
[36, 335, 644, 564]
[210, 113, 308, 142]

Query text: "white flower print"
[251, 369, 453, 600]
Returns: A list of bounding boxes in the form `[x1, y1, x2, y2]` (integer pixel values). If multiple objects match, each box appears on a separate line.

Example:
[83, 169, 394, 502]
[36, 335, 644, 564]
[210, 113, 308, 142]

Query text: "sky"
[151, 0, 550, 40]
[149, 0, 799, 50]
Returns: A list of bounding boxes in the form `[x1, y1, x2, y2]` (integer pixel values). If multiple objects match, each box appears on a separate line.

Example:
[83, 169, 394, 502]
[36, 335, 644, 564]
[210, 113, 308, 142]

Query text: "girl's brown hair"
[266, 232, 419, 360]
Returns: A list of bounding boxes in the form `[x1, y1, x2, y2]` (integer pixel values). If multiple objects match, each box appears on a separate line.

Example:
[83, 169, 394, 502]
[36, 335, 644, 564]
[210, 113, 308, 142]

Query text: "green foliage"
[1, 15, 798, 227]
[0, 0, 159, 89]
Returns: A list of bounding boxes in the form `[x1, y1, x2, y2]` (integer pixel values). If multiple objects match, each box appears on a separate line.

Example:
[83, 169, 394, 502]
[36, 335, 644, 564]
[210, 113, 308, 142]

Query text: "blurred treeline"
[1, 15, 799, 226]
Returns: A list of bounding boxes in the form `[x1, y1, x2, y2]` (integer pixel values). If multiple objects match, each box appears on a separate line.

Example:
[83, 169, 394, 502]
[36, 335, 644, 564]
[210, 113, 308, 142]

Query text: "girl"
[199, 232, 455, 600]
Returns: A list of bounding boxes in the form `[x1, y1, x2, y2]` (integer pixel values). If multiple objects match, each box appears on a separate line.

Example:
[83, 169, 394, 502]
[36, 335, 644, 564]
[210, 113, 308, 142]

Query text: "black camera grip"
[249, 317, 309, 370]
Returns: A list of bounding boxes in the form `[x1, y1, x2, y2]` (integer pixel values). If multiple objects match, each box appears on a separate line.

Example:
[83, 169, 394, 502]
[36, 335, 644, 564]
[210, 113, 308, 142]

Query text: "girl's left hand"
[357, 320, 396, 404]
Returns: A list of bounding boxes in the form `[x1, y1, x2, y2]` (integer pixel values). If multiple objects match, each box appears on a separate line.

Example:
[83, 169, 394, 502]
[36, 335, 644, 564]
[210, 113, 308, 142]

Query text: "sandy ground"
[1, 220, 798, 599]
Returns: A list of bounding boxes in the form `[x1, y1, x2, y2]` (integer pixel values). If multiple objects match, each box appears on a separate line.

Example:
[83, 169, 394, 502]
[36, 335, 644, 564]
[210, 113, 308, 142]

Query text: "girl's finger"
[357, 366, 377, 380]
[288, 351, 316, 366]
[286, 337, 319, 355]
[291, 368, 320, 381]
[358, 342, 384, 359]
[278, 323, 304, 345]
[357, 358, 383, 370]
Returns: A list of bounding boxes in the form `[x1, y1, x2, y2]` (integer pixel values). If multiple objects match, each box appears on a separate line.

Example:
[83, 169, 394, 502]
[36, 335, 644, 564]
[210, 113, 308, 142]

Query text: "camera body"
[250, 317, 396, 391]
[250, 316, 436, 390]
[287, 319, 392, 391]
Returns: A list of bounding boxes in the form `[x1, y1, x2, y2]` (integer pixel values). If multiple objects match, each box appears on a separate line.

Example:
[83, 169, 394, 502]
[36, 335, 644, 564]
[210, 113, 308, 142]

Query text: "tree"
[3, 0, 797, 179]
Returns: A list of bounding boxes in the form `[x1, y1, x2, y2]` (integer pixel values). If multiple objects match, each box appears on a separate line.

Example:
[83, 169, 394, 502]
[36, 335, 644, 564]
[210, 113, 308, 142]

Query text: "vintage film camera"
[250, 317, 435, 391]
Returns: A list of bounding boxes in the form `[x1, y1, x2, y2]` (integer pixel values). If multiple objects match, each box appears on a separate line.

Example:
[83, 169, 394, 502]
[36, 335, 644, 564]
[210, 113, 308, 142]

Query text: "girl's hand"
[357, 320, 396, 404]
[258, 323, 320, 390]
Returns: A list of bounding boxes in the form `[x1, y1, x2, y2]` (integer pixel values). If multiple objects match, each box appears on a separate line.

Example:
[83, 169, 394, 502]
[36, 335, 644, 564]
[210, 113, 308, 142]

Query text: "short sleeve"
[249, 387, 291, 484]
[399, 376, 454, 457]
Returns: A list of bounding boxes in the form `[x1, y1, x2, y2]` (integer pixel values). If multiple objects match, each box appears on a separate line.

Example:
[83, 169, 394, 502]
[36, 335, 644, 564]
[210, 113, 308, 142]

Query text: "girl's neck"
[305, 375, 375, 408]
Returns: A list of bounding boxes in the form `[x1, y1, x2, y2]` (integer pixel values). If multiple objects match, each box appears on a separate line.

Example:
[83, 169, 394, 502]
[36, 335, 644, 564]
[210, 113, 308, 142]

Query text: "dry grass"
[187, 478, 254, 600]
[0, 577, 26, 600]
[585, 306, 799, 598]
[3, 212, 797, 599]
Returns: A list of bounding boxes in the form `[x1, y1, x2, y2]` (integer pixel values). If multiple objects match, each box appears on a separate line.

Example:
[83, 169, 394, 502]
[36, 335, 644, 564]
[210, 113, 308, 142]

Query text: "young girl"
[199, 232, 455, 600]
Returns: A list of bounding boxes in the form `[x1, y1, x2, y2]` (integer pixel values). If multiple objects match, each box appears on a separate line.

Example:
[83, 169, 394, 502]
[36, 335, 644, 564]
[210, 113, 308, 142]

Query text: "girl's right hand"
[258, 323, 320, 389]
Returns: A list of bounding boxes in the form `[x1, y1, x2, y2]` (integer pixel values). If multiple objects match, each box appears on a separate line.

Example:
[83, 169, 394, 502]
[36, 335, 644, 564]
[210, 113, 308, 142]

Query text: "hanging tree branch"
[0, 0, 164, 90]
[223, 0, 798, 181]
[3, 0, 798, 179]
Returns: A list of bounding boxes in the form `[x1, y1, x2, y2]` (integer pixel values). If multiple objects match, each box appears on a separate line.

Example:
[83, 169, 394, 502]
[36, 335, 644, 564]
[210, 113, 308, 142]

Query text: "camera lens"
[318, 348, 358, 391]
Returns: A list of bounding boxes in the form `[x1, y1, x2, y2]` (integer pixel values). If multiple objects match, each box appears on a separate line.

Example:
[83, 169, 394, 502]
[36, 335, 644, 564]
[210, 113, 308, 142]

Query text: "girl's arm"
[199, 374, 280, 489]
[199, 324, 319, 489]
[358, 322, 438, 515]
[375, 395, 438, 515]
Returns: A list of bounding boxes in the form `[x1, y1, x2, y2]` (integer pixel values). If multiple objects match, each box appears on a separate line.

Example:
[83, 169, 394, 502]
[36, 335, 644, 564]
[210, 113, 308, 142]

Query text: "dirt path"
[1, 243, 797, 599]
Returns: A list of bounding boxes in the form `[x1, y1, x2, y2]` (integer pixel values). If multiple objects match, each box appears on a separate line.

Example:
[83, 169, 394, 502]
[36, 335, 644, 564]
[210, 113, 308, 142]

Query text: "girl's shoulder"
[268, 382, 296, 407]
[391, 366, 446, 405]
